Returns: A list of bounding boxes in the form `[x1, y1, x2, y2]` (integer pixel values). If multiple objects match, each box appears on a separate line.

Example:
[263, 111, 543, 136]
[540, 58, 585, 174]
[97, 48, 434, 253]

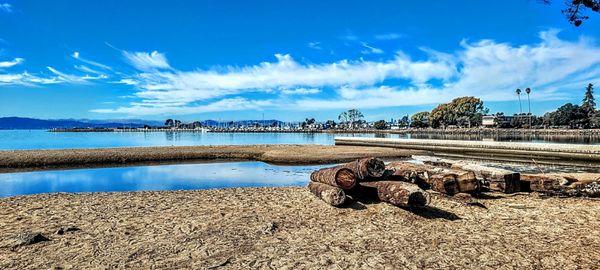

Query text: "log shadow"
[472, 192, 504, 200]
[406, 206, 461, 221]
[346, 200, 368, 211]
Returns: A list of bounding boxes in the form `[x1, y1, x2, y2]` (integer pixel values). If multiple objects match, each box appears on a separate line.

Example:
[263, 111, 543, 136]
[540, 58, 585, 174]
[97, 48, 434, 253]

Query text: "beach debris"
[386, 162, 480, 195]
[308, 157, 600, 209]
[310, 166, 356, 189]
[259, 222, 278, 234]
[412, 156, 520, 194]
[55, 226, 81, 235]
[360, 181, 429, 207]
[6, 232, 49, 248]
[307, 181, 346, 207]
[340, 157, 386, 180]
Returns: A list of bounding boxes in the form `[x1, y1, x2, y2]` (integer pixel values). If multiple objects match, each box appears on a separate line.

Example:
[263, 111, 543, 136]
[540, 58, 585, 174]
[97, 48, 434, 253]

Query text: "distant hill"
[0, 117, 287, 130]
[0, 117, 162, 130]
[201, 119, 284, 127]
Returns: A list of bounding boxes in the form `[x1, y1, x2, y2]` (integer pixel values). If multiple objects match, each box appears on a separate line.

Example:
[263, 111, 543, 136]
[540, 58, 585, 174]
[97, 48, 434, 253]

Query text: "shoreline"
[1, 187, 598, 269]
[0, 145, 425, 173]
[43, 127, 600, 136]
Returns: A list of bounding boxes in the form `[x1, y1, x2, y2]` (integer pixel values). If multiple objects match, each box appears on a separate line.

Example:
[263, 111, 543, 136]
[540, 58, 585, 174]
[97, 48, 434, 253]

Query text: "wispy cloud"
[307, 42, 322, 50]
[122, 50, 170, 71]
[374, 33, 403, 40]
[281, 88, 321, 95]
[0, 3, 11, 13]
[361, 42, 384, 54]
[0, 57, 24, 68]
[72, 51, 112, 70]
[47, 66, 107, 83]
[94, 30, 600, 116]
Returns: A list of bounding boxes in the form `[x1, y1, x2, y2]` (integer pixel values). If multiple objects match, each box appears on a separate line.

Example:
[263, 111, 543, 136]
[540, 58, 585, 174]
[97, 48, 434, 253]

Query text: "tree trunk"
[360, 181, 429, 207]
[340, 157, 386, 180]
[310, 166, 357, 189]
[307, 181, 346, 206]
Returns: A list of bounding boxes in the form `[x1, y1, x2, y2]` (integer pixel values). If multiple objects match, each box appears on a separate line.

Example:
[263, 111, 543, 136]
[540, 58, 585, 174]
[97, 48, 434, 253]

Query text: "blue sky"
[0, 1, 599, 121]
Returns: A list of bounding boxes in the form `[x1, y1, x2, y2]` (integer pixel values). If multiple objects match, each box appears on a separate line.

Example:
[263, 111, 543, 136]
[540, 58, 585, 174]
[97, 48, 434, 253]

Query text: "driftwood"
[428, 174, 460, 195]
[340, 157, 386, 180]
[451, 164, 520, 193]
[310, 166, 356, 189]
[359, 181, 429, 207]
[413, 156, 520, 194]
[307, 181, 346, 206]
[386, 162, 479, 194]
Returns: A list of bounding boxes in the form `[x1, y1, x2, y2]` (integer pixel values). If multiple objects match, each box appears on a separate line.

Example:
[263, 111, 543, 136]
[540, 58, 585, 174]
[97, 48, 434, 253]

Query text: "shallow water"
[0, 130, 599, 150]
[0, 162, 329, 198]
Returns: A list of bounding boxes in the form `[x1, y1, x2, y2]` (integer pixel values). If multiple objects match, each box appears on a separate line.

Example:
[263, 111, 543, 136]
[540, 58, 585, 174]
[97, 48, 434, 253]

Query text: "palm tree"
[525, 87, 531, 128]
[516, 88, 523, 114]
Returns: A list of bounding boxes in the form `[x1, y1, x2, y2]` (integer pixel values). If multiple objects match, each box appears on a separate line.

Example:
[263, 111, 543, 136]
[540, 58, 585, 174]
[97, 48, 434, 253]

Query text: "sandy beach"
[0, 145, 426, 172]
[1, 187, 599, 269]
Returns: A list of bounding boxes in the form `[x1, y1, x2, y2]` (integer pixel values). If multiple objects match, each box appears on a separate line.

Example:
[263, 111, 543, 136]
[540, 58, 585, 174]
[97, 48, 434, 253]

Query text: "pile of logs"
[308, 157, 430, 208]
[308, 156, 600, 207]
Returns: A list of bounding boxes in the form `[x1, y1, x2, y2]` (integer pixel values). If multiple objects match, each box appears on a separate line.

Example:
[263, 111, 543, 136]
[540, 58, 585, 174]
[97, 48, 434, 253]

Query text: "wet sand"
[0, 145, 426, 172]
[1, 188, 598, 269]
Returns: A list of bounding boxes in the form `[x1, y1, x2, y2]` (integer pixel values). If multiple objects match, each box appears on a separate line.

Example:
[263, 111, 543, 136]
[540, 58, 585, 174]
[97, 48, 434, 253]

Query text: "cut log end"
[335, 168, 357, 190]
[308, 181, 346, 206]
[366, 157, 386, 178]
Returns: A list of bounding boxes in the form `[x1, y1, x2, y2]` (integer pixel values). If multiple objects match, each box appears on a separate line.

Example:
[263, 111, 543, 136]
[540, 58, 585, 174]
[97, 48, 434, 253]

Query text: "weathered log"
[520, 174, 563, 192]
[341, 157, 386, 180]
[310, 166, 356, 189]
[449, 163, 520, 193]
[455, 171, 479, 193]
[386, 162, 479, 194]
[415, 156, 520, 193]
[360, 181, 429, 207]
[307, 181, 346, 206]
[428, 174, 460, 195]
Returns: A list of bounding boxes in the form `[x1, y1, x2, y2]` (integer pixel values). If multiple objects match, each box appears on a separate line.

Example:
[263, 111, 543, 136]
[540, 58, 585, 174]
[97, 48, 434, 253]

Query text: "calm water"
[0, 130, 599, 150]
[0, 162, 328, 198]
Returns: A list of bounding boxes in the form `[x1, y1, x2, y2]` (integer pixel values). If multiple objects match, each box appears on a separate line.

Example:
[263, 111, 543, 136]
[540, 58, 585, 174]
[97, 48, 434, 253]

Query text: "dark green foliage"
[410, 112, 430, 128]
[373, 120, 387, 130]
[428, 97, 488, 128]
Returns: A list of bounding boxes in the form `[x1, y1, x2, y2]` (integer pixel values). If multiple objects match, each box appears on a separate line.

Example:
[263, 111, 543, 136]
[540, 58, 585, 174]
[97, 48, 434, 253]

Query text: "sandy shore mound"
[1, 188, 598, 269]
[0, 145, 425, 172]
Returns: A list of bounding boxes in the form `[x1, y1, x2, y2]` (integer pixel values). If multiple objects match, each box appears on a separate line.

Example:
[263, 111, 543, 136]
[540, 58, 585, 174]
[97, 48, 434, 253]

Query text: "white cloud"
[361, 43, 384, 54]
[0, 72, 60, 85]
[92, 97, 272, 115]
[47, 66, 107, 83]
[0, 57, 24, 68]
[74, 65, 103, 74]
[72, 51, 112, 70]
[123, 50, 170, 71]
[281, 88, 321, 95]
[375, 33, 403, 40]
[94, 30, 600, 116]
[0, 3, 11, 12]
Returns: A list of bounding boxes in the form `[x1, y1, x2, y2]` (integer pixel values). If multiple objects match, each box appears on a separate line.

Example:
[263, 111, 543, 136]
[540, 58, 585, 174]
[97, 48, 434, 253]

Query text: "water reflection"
[0, 130, 598, 150]
[0, 162, 328, 198]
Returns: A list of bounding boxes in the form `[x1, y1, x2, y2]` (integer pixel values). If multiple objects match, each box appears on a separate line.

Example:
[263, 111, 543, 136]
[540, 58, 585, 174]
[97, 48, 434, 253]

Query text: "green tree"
[544, 103, 587, 128]
[541, 0, 600, 26]
[582, 83, 596, 115]
[591, 111, 600, 128]
[373, 120, 387, 130]
[338, 109, 364, 128]
[429, 97, 487, 128]
[410, 112, 430, 128]
[164, 119, 174, 127]
[398, 116, 410, 127]
[325, 120, 336, 129]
